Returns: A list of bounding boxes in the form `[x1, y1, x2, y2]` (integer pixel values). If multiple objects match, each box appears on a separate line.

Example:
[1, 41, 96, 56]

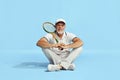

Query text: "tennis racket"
[42, 22, 63, 50]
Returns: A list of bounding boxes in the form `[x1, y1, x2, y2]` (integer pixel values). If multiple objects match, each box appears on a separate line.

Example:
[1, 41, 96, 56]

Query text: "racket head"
[42, 22, 56, 33]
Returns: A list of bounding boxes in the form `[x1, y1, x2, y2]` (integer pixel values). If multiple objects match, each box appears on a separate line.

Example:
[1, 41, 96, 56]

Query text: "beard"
[57, 30, 64, 34]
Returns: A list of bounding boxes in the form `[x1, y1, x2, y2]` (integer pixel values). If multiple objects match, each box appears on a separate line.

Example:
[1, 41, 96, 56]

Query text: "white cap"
[55, 18, 66, 24]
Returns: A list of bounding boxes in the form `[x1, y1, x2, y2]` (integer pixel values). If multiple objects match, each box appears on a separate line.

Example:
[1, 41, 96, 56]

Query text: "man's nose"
[59, 26, 63, 28]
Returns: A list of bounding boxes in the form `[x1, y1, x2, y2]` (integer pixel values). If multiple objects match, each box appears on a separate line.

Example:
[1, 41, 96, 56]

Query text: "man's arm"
[60, 37, 83, 49]
[68, 37, 83, 48]
[36, 37, 60, 48]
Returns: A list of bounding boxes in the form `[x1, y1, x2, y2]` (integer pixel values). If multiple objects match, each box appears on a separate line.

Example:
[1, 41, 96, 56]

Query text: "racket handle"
[54, 36, 63, 50]
[55, 38, 58, 43]
[61, 48, 63, 50]
[51, 33, 58, 43]
[58, 47, 63, 50]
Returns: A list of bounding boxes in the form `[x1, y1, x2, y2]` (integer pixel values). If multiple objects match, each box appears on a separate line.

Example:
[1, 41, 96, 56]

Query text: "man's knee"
[73, 46, 83, 52]
[77, 46, 83, 51]
[42, 48, 50, 53]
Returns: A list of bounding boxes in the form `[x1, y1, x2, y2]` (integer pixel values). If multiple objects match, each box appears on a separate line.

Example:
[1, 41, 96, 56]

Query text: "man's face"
[55, 22, 65, 34]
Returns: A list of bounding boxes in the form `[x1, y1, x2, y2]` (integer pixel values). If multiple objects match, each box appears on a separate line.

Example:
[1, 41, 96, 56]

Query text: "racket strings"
[43, 23, 56, 33]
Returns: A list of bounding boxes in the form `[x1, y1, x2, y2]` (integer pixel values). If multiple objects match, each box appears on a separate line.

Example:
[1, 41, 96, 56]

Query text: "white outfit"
[42, 32, 83, 69]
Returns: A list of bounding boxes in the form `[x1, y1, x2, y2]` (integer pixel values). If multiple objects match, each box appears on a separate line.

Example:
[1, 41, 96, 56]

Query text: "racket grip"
[61, 48, 63, 50]
[58, 47, 63, 50]
[55, 38, 63, 50]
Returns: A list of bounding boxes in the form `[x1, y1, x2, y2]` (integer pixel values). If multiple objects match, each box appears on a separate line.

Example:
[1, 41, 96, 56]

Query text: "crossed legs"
[42, 47, 83, 70]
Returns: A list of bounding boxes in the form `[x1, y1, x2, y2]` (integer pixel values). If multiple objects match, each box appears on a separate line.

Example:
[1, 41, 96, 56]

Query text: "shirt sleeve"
[67, 32, 77, 42]
[44, 33, 53, 42]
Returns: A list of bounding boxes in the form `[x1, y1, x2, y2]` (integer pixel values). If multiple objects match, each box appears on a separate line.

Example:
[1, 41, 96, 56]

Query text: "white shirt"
[44, 32, 76, 54]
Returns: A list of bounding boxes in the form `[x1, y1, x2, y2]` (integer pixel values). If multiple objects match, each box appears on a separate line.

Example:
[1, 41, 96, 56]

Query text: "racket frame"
[42, 22, 58, 43]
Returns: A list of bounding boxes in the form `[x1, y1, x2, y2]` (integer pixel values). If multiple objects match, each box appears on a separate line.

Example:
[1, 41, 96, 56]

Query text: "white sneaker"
[60, 60, 71, 69]
[68, 64, 75, 70]
[47, 64, 61, 72]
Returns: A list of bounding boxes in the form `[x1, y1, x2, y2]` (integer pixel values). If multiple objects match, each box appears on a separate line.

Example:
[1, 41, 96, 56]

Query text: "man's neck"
[56, 32, 64, 39]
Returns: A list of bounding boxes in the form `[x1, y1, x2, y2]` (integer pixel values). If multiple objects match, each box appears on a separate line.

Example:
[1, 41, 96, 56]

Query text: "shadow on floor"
[14, 62, 48, 69]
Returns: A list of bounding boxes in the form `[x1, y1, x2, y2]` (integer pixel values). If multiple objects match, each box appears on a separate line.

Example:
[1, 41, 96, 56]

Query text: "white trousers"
[42, 47, 83, 65]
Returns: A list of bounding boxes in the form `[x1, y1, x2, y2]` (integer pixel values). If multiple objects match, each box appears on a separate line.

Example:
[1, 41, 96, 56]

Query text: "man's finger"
[60, 43, 65, 46]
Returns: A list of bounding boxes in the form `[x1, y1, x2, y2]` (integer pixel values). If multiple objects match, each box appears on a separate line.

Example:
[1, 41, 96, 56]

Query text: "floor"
[0, 49, 120, 80]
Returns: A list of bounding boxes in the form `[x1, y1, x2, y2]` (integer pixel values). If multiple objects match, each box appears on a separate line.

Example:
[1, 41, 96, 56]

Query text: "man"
[36, 19, 83, 71]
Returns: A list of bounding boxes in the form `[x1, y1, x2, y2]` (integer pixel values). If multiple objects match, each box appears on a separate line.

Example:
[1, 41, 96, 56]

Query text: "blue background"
[0, 0, 120, 80]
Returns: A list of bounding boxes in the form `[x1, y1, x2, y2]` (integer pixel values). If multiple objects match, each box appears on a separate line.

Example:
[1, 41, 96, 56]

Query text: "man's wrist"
[66, 44, 70, 48]
[50, 44, 56, 48]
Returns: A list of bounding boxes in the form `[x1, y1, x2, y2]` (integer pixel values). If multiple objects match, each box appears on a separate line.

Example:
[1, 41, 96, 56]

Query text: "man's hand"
[51, 43, 68, 49]
[52, 43, 61, 48]
[51, 43, 69, 50]
[58, 43, 69, 49]
[51, 43, 63, 47]
[60, 44, 69, 49]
